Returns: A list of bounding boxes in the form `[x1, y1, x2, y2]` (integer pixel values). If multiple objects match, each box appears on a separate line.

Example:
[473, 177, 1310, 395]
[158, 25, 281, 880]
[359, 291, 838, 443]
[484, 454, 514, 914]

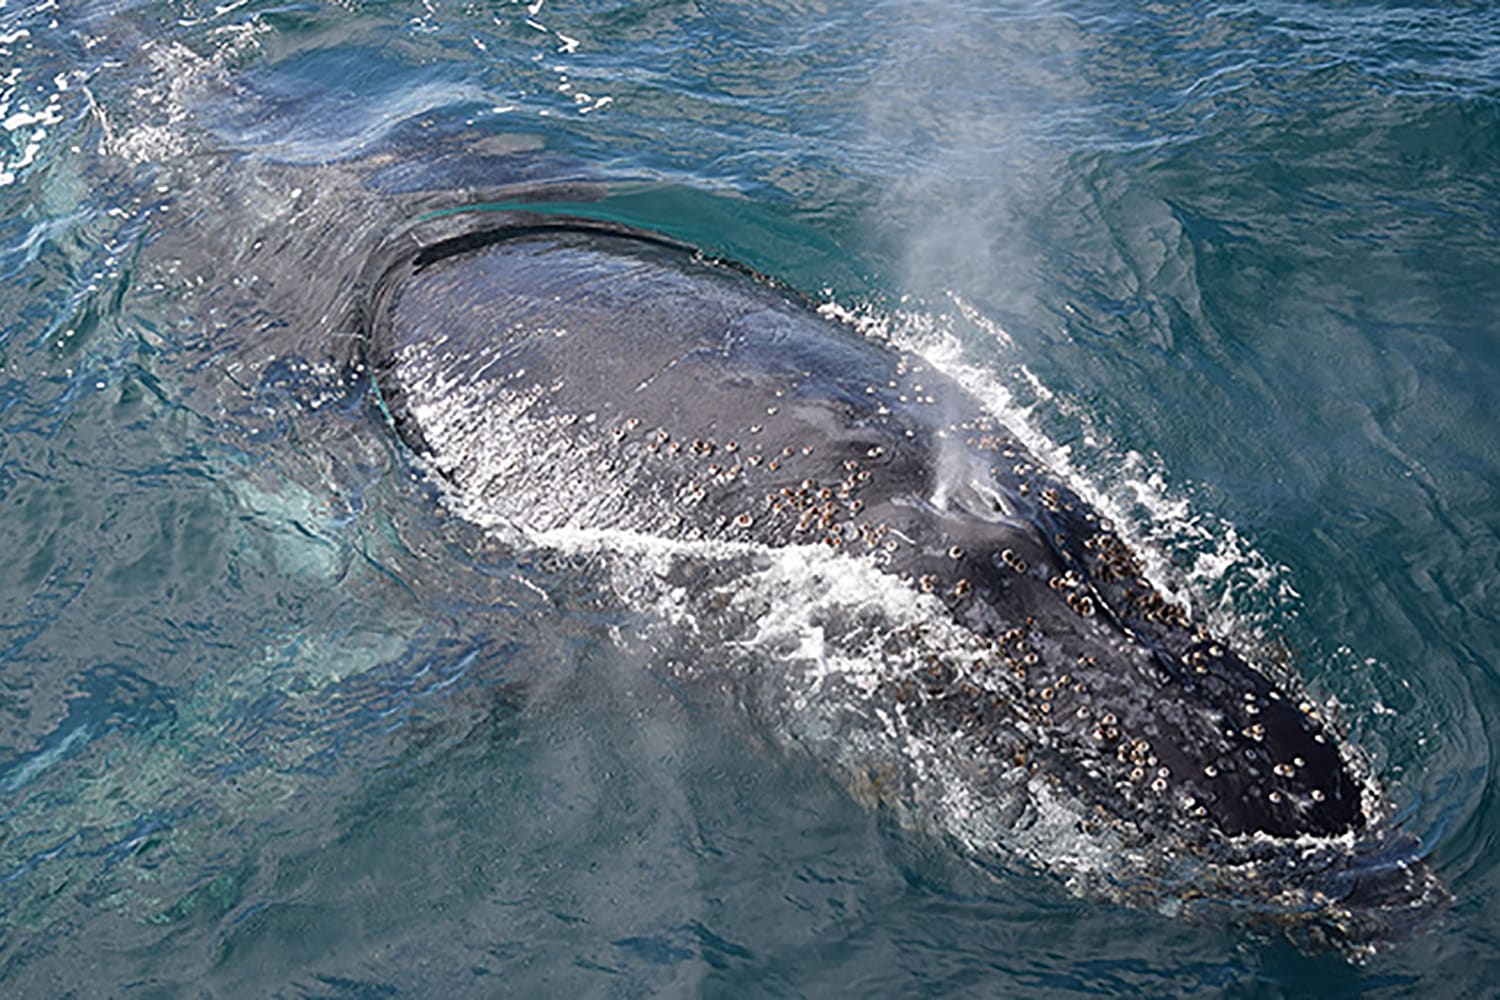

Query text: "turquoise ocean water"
[1, 0, 1497, 994]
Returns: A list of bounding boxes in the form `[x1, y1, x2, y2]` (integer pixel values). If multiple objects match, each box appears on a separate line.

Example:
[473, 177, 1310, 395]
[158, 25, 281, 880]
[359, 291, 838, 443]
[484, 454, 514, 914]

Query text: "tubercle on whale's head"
[986, 493, 1372, 844]
[1074, 634, 1368, 843]
[1182, 642, 1366, 841]
[876, 612, 1442, 956]
[933, 532, 1370, 845]
[915, 498, 1445, 953]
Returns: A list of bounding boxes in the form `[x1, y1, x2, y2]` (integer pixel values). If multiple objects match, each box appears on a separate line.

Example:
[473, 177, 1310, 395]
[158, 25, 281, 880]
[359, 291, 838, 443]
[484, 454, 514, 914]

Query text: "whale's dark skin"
[368, 218, 1360, 841]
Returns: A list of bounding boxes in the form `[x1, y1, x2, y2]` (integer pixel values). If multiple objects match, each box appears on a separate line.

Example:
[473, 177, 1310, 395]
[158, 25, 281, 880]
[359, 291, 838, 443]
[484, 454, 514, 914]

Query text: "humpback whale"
[372, 218, 1358, 838]
[342, 201, 1442, 952]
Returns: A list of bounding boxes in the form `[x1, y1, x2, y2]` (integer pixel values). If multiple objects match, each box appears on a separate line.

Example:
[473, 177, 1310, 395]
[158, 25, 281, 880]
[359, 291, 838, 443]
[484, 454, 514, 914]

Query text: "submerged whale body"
[357, 207, 1441, 951]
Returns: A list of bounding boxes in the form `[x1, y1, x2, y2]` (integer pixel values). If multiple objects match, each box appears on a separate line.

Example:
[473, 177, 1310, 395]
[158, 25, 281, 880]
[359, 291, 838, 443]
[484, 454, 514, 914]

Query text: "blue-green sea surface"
[1, 0, 1496, 994]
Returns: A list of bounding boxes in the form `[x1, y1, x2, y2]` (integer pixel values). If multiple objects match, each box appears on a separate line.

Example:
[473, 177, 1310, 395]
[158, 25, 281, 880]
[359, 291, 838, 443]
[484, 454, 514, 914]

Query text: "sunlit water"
[1, 0, 1496, 994]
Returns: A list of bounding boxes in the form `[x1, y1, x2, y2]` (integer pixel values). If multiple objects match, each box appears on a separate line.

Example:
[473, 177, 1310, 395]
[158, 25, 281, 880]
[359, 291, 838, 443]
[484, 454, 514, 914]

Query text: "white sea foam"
[0, 59, 67, 187]
[819, 294, 1295, 639]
